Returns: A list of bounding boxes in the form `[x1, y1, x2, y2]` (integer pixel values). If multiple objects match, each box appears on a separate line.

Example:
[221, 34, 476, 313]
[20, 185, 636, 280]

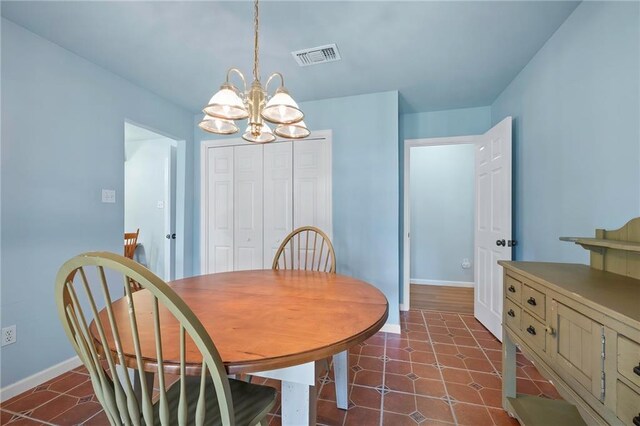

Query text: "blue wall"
[0, 19, 195, 387]
[399, 107, 491, 304]
[410, 144, 475, 283]
[492, 1, 640, 264]
[193, 91, 401, 326]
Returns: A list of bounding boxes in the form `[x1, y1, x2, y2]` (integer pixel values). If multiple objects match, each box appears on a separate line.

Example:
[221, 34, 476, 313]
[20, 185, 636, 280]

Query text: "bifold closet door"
[206, 146, 234, 273]
[293, 139, 332, 236]
[234, 144, 264, 271]
[263, 142, 293, 268]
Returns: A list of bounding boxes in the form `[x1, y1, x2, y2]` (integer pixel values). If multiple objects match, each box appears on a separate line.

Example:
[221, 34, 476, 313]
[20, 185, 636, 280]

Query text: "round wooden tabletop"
[93, 269, 388, 375]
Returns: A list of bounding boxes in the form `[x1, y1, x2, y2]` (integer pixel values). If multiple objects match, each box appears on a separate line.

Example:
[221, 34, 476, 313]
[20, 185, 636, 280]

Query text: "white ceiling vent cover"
[292, 44, 341, 67]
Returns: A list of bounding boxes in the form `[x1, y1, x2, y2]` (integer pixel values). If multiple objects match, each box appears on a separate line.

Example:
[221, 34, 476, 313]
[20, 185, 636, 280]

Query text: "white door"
[206, 146, 234, 274]
[263, 142, 293, 268]
[293, 139, 332, 236]
[474, 117, 512, 340]
[234, 145, 264, 271]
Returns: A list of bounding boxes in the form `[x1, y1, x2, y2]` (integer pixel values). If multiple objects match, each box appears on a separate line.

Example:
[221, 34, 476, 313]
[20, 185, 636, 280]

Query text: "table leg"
[281, 381, 317, 425]
[252, 362, 316, 426]
[332, 351, 348, 410]
[133, 370, 154, 404]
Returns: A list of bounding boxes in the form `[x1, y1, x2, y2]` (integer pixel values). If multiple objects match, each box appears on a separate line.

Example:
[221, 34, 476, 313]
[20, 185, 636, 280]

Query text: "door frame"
[402, 135, 478, 311]
[124, 119, 187, 279]
[200, 129, 333, 275]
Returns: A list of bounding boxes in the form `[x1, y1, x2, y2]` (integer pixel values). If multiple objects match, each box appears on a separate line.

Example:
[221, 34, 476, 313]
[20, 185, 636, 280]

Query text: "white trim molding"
[411, 279, 475, 288]
[380, 323, 401, 334]
[0, 356, 82, 403]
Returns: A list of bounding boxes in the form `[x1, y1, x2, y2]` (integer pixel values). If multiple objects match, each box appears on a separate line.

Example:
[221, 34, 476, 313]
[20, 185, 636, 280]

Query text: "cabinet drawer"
[616, 380, 640, 426]
[523, 284, 546, 320]
[504, 299, 521, 332]
[522, 311, 546, 353]
[618, 335, 640, 389]
[505, 275, 522, 304]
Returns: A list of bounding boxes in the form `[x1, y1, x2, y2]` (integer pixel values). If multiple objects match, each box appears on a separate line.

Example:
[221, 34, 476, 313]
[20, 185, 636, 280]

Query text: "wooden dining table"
[92, 269, 389, 425]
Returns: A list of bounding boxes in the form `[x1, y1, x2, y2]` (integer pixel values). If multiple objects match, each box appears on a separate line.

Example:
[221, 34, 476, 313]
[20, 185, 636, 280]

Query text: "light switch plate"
[102, 189, 116, 203]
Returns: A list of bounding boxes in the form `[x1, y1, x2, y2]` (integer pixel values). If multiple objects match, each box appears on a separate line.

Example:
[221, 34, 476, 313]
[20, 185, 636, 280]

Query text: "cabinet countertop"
[499, 261, 640, 328]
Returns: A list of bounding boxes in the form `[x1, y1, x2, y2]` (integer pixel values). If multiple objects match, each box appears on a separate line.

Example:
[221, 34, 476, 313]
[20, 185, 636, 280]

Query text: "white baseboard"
[0, 356, 82, 403]
[410, 279, 474, 288]
[400, 303, 409, 312]
[380, 323, 401, 334]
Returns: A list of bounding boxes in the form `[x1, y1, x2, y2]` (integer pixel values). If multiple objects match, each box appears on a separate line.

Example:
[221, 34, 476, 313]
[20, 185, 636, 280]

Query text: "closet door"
[263, 142, 293, 268]
[234, 145, 264, 271]
[206, 146, 234, 273]
[293, 139, 332, 236]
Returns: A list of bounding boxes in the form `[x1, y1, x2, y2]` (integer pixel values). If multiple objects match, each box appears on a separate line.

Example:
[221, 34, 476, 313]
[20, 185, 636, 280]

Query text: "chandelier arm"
[253, 0, 260, 81]
[225, 68, 247, 94]
[265, 72, 284, 96]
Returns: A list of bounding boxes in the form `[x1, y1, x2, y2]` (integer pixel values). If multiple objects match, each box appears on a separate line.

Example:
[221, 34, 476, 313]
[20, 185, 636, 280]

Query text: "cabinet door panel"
[234, 145, 263, 271]
[551, 300, 603, 400]
[206, 147, 234, 273]
[264, 142, 293, 268]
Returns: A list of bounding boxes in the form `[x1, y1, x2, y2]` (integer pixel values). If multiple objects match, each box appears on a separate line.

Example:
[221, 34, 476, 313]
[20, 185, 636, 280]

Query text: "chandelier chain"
[253, 0, 259, 81]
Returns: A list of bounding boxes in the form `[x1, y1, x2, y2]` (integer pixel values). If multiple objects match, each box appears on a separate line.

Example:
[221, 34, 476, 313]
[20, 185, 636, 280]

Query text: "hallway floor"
[1, 310, 560, 425]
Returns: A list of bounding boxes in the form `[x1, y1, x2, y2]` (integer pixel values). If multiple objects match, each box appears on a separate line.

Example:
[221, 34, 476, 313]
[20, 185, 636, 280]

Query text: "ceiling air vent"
[292, 44, 341, 67]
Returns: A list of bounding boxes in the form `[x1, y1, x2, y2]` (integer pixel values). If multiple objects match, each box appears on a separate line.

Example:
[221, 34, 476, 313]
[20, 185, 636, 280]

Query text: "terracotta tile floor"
[0, 310, 561, 425]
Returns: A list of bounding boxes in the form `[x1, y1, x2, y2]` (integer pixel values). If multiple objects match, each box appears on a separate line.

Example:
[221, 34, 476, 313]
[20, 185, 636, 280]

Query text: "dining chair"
[271, 226, 348, 410]
[55, 252, 276, 426]
[124, 229, 139, 259]
[272, 226, 336, 273]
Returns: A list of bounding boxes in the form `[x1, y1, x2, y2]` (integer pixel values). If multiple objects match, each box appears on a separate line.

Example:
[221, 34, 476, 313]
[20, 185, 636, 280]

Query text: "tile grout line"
[1, 408, 58, 426]
[421, 310, 459, 426]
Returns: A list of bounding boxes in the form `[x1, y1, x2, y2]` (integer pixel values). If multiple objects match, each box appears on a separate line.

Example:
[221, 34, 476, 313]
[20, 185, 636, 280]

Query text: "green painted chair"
[55, 251, 276, 426]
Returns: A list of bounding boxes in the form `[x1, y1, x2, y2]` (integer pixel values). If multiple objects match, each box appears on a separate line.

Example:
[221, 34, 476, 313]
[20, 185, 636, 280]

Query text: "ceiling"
[1, 1, 580, 114]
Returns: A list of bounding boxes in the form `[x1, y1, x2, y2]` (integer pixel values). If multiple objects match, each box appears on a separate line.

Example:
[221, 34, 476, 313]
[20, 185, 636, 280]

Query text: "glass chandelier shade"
[203, 84, 248, 120]
[200, 0, 308, 143]
[275, 121, 310, 139]
[242, 122, 276, 143]
[261, 88, 304, 124]
[198, 115, 238, 134]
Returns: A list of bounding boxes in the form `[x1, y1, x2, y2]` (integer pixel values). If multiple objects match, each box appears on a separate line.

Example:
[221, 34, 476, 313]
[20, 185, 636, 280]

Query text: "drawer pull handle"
[633, 414, 640, 426]
[633, 363, 640, 377]
[508, 285, 516, 293]
[507, 309, 515, 318]
[527, 297, 537, 306]
[526, 325, 536, 336]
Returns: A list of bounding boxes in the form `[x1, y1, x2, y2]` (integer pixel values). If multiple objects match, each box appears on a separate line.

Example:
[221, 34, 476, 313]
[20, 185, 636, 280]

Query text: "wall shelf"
[560, 236, 640, 255]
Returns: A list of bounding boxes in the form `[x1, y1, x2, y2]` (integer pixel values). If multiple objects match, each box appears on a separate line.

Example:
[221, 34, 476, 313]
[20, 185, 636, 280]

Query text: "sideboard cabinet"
[500, 218, 640, 425]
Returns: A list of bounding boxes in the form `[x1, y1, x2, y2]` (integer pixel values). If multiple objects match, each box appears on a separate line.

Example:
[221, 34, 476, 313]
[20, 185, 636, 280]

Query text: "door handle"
[166, 234, 176, 240]
[507, 240, 518, 247]
[171, 233, 176, 240]
[496, 239, 506, 247]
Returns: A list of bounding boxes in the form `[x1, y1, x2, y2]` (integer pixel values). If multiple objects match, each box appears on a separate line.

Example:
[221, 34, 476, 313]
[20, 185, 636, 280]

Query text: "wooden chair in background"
[271, 226, 348, 410]
[55, 252, 276, 425]
[124, 228, 139, 259]
[124, 229, 142, 291]
[272, 226, 336, 273]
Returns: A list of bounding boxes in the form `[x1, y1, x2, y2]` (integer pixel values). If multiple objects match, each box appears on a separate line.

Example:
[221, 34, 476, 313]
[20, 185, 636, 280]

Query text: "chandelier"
[198, 0, 309, 143]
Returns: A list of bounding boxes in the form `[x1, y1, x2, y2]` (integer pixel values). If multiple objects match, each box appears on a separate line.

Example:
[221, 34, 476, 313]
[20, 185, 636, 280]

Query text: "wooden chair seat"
[154, 376, 275, 426]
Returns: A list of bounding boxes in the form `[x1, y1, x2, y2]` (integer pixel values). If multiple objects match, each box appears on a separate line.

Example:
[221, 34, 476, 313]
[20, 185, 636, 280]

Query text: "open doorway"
[402, 117, 513, 340]
[124, 122, 184, 281]
[406, 140, 476, 314]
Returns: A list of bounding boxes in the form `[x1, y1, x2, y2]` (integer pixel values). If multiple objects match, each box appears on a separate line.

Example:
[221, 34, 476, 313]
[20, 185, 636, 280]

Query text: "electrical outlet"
[461, 258, 472, 269]
[101, 189, 116, 203]
[2, 325, 17, 346]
